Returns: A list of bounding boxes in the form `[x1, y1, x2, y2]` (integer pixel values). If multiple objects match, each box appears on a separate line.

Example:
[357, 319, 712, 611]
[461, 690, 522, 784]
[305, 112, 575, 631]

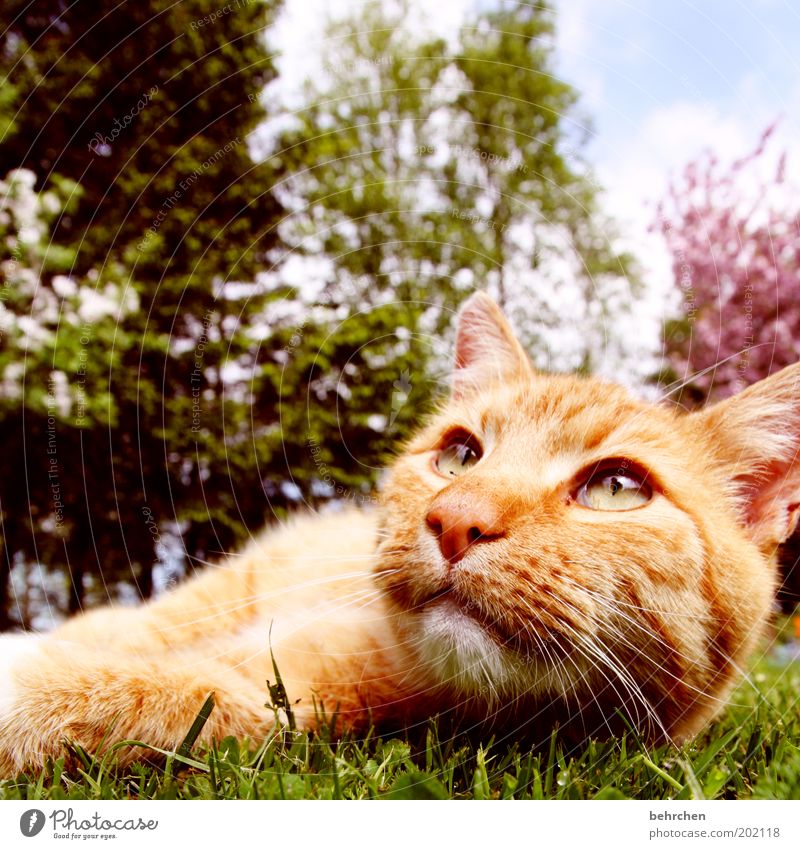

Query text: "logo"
[19, 809, 45, 837]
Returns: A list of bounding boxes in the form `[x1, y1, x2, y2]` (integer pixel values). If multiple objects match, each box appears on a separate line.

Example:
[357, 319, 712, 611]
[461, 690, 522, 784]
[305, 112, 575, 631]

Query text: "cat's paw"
[0, 633, 43, 720]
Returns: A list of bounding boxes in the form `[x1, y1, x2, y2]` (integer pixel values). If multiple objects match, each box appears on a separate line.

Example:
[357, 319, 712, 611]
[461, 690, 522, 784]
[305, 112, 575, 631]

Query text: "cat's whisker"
[520, 621, 574, 703]
[548, 607, 658, 734]
[558, 580, 711, 667]
[655, 345, 772, 404]
[549, 629, 630, 740]
[576, 630, 669, 741]
[521, 589, 671, 740]
[567, 625, 667, 739]
[517, 605, 641, 737]
[186, 553, 385, 574]
[195, 554, 385, 569]
[559, 568, 705, 621]
[568, 637, 638, 736]
[554, 575, 753, 700]
[562, 580, 708, 657]
[564, 582, 709, 664]
[478, 656, 501, 705]
[513, 600, 589, 699]
[506, 601, 619, 724]
[568, 590, 754, 710]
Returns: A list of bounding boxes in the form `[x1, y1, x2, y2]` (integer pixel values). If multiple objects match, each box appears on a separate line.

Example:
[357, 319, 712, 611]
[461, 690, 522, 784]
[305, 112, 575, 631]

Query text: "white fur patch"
[0, 634, 43, 719]
[416, 600, 518, 699]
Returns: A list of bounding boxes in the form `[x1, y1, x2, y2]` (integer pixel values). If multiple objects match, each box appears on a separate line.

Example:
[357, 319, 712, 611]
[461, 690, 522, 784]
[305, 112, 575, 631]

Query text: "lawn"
[2, 621, 799, 801]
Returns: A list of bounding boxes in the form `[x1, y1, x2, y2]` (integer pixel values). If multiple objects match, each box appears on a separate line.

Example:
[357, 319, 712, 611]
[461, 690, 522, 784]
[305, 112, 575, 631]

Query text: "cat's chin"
[411, 597, 539, 701]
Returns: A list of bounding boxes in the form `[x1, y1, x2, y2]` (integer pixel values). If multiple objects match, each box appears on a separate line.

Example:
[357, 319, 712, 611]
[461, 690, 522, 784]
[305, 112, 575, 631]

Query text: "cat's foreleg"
[0, 634, 271, 775]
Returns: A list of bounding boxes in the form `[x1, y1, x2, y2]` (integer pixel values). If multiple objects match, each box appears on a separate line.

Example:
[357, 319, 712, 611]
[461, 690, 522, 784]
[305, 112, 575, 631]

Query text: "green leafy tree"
[0, 0, 286, 626]
[441, 3, 638, 372]
[272, 0, 638, 505]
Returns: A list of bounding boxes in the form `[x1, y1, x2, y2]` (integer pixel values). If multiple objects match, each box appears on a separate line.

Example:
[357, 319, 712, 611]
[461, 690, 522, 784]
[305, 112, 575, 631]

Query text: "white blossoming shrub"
[0, 168, 139, 421]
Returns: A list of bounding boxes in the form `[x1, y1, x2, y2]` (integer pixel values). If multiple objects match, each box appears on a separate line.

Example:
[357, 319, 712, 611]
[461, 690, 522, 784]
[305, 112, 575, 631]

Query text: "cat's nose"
[426, 491, 505, 564]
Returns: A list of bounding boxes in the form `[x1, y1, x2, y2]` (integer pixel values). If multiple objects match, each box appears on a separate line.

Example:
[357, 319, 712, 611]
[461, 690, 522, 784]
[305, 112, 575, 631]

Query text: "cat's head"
[375, 292, 800, 742]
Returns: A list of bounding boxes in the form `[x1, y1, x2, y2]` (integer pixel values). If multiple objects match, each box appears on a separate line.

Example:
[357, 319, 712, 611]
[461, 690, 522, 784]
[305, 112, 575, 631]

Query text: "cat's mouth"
[415, 587, 510, 646]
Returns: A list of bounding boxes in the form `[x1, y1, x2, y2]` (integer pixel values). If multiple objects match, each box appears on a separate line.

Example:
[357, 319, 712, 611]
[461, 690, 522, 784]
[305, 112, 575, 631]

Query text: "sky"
[554, 0, 800, 249]
[265, 0, 800, 376]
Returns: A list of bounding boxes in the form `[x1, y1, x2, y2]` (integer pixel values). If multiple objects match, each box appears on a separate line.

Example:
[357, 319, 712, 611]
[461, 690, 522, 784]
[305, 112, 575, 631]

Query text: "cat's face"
[375, 293, 800, 742]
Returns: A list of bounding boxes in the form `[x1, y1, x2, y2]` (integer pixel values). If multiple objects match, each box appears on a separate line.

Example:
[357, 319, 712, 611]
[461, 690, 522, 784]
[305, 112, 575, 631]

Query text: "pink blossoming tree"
[656, 124, 800, 403]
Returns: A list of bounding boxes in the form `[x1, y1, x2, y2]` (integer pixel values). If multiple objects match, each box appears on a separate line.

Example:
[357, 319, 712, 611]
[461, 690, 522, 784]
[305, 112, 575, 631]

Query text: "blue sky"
[559, 0, 800, 119]
[554, 0, 800, 218]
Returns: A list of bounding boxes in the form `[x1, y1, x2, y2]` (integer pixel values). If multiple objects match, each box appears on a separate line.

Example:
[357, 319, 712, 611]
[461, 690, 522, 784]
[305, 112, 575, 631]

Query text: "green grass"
[3, 627, 800, 800]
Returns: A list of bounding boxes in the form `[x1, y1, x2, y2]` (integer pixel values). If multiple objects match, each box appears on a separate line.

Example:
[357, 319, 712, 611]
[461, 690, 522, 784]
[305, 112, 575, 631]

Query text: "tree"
[656, 124, 800, 402]
[270, 0, 638, 506]
[0, 0, 287, 626]
[443, 3, 638, 374]
[0, 167, 85, 626]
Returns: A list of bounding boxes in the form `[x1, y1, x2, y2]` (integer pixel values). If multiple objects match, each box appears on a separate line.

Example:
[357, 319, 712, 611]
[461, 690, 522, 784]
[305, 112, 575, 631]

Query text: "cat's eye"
[576, 466, 652, 511]
[435, 432, 482, 478]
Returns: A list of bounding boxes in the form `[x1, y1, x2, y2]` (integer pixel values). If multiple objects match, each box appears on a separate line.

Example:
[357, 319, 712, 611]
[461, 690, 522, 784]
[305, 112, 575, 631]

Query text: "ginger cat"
[0, 292, 797, 775]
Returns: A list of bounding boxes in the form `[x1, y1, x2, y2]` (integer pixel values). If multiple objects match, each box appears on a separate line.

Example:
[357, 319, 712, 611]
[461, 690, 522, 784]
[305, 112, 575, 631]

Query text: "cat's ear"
[695, 362, 800, 550]
[452, 292, 533, 397]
